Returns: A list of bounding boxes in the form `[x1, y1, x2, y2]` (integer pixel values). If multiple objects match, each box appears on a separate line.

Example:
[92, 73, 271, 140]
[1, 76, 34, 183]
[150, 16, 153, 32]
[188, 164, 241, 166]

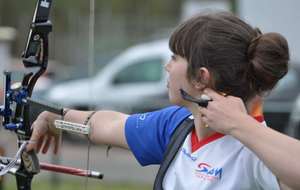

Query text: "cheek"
[168, 80, 188, 105]
[167, 62, 189, 104]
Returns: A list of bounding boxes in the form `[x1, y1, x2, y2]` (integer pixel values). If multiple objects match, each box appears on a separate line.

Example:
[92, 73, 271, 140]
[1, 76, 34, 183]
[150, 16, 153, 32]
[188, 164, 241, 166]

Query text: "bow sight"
[0, 0, 103, 189]
[1, 0, 55, 123]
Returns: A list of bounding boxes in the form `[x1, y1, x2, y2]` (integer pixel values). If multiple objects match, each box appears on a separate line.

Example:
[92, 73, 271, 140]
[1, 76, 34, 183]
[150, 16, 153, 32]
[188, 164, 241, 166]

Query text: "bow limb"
[15, 1, 54, 189]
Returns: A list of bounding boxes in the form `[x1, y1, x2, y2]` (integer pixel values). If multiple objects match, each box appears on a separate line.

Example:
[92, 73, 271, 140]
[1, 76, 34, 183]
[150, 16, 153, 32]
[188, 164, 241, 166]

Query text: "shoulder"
[124, 106, 191, 165]
[126, 105, 191, 131]
[149, 105, 191, 119]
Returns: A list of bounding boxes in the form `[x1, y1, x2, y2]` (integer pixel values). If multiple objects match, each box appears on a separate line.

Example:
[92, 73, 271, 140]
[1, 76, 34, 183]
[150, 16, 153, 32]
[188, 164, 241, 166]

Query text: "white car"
[45, 39, 172, 113]
[43, 39, 300, 135]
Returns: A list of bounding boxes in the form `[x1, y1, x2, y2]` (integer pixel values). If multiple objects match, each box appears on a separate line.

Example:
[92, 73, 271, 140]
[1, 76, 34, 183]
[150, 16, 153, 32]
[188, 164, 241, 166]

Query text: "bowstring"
[85, 0, 95, 189]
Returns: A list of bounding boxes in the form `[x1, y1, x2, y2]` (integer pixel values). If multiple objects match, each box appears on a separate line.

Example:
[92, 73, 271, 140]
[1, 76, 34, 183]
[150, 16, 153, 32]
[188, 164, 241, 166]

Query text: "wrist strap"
[62, 108, 70, 120]
[54, 120, 90, 135]
[84, 111, 97, 125]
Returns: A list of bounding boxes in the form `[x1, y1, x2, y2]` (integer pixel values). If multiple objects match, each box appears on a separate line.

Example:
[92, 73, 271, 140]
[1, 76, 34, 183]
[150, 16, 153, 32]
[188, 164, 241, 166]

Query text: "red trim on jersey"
[191, 115, 264, 153]
[191, 131, 224, 152]
[253, 115, 264, 123]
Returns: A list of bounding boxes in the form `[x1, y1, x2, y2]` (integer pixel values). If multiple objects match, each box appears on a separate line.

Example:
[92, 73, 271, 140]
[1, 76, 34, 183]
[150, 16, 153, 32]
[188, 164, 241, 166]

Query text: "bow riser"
[0, 1, 104, 189]
[0, 1, 54, 189]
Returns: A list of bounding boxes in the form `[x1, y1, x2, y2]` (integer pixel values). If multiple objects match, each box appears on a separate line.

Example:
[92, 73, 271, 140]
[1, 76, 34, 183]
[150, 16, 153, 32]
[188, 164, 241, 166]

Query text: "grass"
[2, 178, 152, 190]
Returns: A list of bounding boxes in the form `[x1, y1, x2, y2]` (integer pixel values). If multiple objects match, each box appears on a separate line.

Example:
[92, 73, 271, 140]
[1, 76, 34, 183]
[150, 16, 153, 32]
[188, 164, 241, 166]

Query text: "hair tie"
[250, 34, 262, 44]
[247, 30, 263, 61]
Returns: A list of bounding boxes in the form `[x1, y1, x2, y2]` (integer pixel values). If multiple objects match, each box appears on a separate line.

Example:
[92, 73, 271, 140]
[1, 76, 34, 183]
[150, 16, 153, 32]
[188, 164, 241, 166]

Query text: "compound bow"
[0, 0, 103, 189]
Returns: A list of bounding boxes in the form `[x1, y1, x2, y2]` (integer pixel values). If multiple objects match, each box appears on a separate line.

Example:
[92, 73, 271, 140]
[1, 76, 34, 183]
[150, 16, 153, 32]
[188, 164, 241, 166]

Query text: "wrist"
[228, 114, 253, 137]
[40, 111, 57, 120]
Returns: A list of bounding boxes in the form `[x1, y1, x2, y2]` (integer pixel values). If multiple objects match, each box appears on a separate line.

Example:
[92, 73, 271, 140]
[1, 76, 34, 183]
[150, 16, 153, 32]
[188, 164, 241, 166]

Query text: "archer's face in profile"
[165, 54, 203, 106]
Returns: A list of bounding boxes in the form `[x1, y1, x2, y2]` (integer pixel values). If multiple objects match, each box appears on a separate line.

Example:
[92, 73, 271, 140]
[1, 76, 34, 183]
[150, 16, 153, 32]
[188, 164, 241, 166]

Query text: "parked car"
[44, 39, 300, 134]
[45, 39, 172, 113]
[285, 92, 300, 139]
[263, 63, 300, 133]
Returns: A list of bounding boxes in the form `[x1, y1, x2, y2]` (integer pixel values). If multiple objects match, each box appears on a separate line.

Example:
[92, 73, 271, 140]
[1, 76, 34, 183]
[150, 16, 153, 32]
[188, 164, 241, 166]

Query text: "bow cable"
[85, 0, 95, 189]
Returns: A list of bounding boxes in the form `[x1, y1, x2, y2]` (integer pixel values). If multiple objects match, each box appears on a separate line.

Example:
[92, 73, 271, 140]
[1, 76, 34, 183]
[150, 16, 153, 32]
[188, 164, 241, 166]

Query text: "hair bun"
[247, 32, 289, 94]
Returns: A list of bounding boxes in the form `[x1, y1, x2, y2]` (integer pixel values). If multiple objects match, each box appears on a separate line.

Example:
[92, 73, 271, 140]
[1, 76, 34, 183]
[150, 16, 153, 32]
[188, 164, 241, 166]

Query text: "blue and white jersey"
[125, 106, 279, 190]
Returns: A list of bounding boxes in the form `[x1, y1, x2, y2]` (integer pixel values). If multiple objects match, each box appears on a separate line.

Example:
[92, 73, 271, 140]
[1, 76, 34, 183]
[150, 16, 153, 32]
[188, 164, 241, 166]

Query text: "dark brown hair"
[169, 12, 289, 102]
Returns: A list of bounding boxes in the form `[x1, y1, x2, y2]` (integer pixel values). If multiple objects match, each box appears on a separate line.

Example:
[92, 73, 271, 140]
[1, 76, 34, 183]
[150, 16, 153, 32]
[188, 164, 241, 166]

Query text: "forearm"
[63, 109, 96, 125]
[231, 115, 300, 189]
[62, 109, 129, 149]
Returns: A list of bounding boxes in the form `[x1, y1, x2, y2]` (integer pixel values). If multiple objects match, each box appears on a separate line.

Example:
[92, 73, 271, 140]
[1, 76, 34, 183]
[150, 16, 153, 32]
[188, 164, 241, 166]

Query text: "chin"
[169, 95, 184, 106]
[168, 89, 185, 105]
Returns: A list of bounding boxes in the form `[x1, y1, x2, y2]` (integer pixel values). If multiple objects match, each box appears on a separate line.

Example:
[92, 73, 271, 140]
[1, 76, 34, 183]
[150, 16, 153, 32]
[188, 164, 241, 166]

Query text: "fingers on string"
[199, 104, 211, 123]
[198, 106, 209, 116]
[201, 115, 209, 124]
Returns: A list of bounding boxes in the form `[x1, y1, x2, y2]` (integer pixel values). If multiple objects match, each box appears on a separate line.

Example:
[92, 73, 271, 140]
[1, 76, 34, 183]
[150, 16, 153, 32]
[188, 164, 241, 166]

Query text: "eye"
[171, 54, 176, 60]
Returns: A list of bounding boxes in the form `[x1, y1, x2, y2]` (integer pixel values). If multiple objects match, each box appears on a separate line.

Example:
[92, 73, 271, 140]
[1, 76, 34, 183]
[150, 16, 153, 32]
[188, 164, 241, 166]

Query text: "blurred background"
[0, 0, 300, 189]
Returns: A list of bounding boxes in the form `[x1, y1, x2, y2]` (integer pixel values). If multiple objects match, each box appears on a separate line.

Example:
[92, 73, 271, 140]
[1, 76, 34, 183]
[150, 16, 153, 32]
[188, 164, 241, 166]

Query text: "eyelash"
[171, 55, 176, 60]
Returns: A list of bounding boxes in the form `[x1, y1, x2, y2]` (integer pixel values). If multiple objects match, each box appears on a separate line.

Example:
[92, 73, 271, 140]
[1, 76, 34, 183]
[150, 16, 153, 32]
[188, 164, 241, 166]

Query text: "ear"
[192, 67, 210, 90]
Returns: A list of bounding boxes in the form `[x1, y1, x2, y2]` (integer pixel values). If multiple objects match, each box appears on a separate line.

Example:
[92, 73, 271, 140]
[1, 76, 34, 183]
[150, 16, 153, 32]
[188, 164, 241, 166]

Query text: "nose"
[164, 61, 171, 72]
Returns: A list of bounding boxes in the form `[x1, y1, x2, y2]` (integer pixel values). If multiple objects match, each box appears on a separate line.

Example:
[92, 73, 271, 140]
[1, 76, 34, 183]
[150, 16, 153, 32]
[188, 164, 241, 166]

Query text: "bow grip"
[21, 150, 40, 174]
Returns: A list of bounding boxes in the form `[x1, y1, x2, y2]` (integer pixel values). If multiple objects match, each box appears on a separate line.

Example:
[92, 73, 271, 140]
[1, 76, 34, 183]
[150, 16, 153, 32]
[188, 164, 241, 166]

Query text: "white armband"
[54, 120, 90, 135]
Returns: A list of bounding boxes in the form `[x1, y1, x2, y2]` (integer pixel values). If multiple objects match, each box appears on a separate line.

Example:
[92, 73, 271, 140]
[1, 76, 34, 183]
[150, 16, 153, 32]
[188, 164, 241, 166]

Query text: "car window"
[112, 58, 163, 85]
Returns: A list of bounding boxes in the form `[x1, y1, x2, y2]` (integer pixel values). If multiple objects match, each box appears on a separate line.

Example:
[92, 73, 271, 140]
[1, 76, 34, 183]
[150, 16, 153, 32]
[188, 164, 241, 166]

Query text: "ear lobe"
[193, 81, 204, 90]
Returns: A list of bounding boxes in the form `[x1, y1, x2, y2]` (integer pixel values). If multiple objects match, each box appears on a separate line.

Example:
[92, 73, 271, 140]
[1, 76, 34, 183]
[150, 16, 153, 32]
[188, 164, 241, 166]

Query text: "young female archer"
[27, 12, 300, 189]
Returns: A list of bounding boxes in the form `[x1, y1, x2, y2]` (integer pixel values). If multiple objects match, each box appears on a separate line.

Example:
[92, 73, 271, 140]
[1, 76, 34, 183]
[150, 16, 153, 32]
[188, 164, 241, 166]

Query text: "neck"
[189, 104, 215, 140]
[187, 99, 255, 140]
